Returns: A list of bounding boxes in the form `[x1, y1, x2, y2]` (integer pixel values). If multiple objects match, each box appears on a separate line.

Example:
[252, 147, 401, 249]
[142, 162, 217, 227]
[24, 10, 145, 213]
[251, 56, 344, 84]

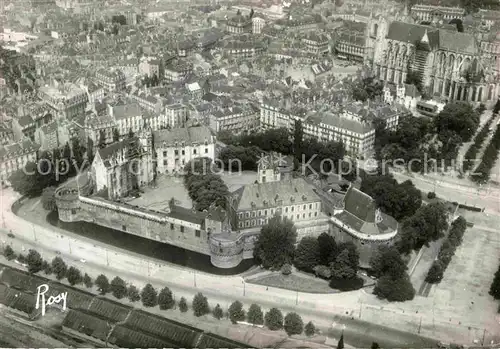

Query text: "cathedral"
[369, 8, 500, 105]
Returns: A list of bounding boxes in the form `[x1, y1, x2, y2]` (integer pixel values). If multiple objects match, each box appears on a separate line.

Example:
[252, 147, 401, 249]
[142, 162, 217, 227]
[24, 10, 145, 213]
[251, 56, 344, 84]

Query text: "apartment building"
[153, 126, 215, 174]
[95, 69, 127, 93]
[210, 102, 260, 135]
[39, 82, 88, 119]
[0, 138, 40, 184]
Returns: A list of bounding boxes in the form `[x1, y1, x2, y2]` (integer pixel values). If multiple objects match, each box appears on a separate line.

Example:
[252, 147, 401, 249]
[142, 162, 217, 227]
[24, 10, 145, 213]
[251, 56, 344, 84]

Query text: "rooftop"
[153, 126, 212, 146]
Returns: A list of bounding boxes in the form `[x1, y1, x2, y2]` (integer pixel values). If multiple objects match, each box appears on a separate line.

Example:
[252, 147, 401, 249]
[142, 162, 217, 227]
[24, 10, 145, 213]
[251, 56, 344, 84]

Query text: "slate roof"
[0, 139, 39, 161]
[169, 205, 207, 225]
[231, 178, 320, 211]
[62, 309, 110, 341]
[153, 126, 212, 146]
[319, 112, 374, 135]
[97, 137, 139, 162]
[112, 103, 143, 120]
[437, 30, 478, 54]
[333, 186, 398, 236]
[0, 284, 39, 317]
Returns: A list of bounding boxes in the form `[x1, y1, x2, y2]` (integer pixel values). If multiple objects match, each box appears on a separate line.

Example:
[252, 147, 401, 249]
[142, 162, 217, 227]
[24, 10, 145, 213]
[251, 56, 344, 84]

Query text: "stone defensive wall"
[55, 186, 258, 268]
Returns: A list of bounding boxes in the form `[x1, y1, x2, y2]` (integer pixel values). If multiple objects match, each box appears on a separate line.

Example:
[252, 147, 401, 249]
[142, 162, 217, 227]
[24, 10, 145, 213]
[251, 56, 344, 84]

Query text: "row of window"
[238, 211, 319, 228]
[169, 222, 201, 237]
[238, 203, 319, 219]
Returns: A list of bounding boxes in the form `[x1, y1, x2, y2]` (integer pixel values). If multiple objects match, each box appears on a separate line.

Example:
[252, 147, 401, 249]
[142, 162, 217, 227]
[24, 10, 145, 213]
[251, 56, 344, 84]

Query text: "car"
[80, 259, 86, 263]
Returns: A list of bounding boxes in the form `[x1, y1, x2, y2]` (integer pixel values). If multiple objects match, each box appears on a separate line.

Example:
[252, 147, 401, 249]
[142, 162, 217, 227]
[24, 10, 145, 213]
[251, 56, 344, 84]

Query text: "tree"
[253, 216, 297, 269]
[4, 245, 15, 260]
[179, 297, 188, 312]
[110, 276, 128, 299]
[489, 268, 500, 300]
[265, 308, 283, 330]
[247, 304, 264, 325]
[330, 249, 357, 280]
[294, 236, 320, 272]
[434, 101, 479, 142]
[426, 261, 444, 284]
[449, 18, 464, 32]
[128, 128, 135, 139]
[293, 119, 304, 160]
[313, 265, 332, 279]
[42, 260, 52, 274]
[113, 128, 120, 142]
[369, 245, 407, 279]
[192, 293, 209, 316]
[213, 304, 224, 320]
[284, 312, 304, 336]
[26, 249, 43, 274]
[83, 273, 93, 288]
[337, 332, 344, 349]
[65, 266, 82, 285]
[127, 285, 141, 302]
[98, 130, 106, 148]
[373, 274, 415, 301]
[318, 233, 337, 265]
[305, 321, 316, 336]
[158, 287, 175, 310]
[228, 300, 246, 323]
[371, 342, 380, 349]
[494, 98, 500, 114]
[351, 77, 383, 102]
[95, 274, 110, 295]
[41, 186, 57, 211]
[141, 283, 158, 307]
[51, 256, 67, 280]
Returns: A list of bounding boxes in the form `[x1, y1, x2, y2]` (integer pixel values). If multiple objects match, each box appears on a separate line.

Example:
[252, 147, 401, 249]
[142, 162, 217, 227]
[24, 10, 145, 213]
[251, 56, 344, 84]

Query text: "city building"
[130, 89, 163, 114]
[164, 61, 193, 83]
[84, 111, 116, 147]
[383, 83, 422, 110]
[34, 120, 71, 151]
[165, 104, 189, 128]
[335, 20, 371, 63]
[330, 185, 398, 268]
[39, 82, 88, 119]
[302, 32, 329, 55]
[0, 138, 40, 184]
[410, 5, 465, 22]
[108, 103, 144, 137]
[95, 69, 127, 93]
[252, 16, 266, 34]
[11, 115, 36, 141]
[372, 20, 500, 104]
[226, 10, 253, 34]
[153, 126, 215, 174]
[210, 103, 260, 135]
[91, 132, 153, 199]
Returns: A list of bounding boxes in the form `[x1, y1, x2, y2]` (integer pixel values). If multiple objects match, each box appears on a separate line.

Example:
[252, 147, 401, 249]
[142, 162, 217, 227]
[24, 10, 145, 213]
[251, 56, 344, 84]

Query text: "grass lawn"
[249, 272, 339, 294]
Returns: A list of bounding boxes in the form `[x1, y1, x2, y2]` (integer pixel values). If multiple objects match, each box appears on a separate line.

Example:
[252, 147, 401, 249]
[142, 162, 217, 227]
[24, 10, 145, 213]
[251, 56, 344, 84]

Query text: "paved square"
[128, 175, 192, 209]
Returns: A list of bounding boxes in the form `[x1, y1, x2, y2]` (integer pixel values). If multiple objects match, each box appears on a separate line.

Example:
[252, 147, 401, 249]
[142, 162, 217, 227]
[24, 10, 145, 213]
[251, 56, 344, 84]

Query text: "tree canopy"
[253, 215, 297, 269]
[294, 236, 320, 273]
[434, 101, 480, 143]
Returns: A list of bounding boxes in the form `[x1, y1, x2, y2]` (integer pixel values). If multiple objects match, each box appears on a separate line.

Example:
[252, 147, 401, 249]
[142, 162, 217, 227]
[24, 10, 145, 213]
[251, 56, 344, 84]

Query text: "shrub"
[305, 321, 315, 336]
[110, 277, 128, 299]
[3, 245, 15, 260]
[41, 260, 51, 274]
[192, 293, 209, 317]
[17, 254, 26, 263]
[293, 236, 320, 273]
[425, 261, 444, 284]
[179, 297, 188, 313]
[95, 274, 110, 295]
[313, 265, 332, 279]
[67, 267, 83, 286]
[213, 304, 224, 320]
[247, 304, 264, 325]
[427, 191, 436, 199]
[373, 275, 415, 302]
[329, 276, 364, 291]
[265, 308, 283, 330]
[158, 287, 175, 310]
[284, 312, 304, 336]
[141, 284, 158, 307]
[228, 300, 246, 323]
[51, 256, 67, 280]
[281, 263, 292, 275]
[127, 285, 141, 302]
[26, 249, 43, 274]
[83, 273, 93, 288]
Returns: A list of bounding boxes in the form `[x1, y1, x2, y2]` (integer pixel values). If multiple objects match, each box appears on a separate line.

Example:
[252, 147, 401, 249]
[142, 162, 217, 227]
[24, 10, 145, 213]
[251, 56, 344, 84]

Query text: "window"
[309, 204, 312, 209]
[195, 229, 200, 237]
[170, 223, 174, 230]
[303, 213, 305, 218]
[291, 206, 294, 212]
[163, 160, 167, 166]
[296, 214, 299, 219]
[238, 222, 243, 228]
[303, 205, 306, 209]
[246, 212, 250, 218]
[193, 149, 197, 154]
[180, 226, 184, 233]
[314, 212, 318, 217]
[71, 209, 76, 214]
[251, 211, 255, 217]
[238, 213, 243, 219]
[122, 225, 127, 231]
[264, 210, 268, 215]
[205, 148, 208, 153]
[285, 207, 288, 213]
[245, 221, 250, 227]
[163, 151, 167, 157]
[174, 150, 179, 156]
[309, 212, 311, 218]
[182, 150, 185, 155]
[251, 220, 256, 226]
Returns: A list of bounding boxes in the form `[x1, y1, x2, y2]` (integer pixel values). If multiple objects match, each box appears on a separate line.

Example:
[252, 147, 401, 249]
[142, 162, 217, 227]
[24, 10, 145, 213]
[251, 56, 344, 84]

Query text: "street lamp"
[240, 277, 245, 296]
[32, 223, 36, 242]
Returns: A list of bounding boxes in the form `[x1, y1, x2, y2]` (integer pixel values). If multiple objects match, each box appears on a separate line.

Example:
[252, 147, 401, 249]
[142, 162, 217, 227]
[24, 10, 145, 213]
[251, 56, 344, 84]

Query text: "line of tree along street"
[425, 216, 467, 284]
[462, 113, 494, 172]
[470, 122, 500, 184]
[2, 244, 319, 337]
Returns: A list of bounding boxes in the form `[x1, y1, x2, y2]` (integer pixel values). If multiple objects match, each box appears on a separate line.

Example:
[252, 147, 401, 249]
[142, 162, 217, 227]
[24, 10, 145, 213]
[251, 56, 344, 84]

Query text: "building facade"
[153, 126, 215, 174]
[0, 139, 39, 184]
[410, 5, 465, 22]
[39, 82, 88, 119]
[95, 69, 127, 93]
[372, 20, 500, 104]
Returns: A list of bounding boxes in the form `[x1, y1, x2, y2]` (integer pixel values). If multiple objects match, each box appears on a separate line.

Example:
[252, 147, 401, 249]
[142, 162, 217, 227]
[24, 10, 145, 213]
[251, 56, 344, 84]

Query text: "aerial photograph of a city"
[1, 0, 500, 347]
